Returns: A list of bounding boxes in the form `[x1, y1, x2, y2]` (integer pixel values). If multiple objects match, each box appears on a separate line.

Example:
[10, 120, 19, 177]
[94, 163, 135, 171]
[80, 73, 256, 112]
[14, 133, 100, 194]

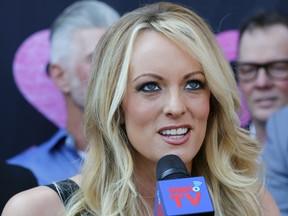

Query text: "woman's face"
[122, 31, 211, 170]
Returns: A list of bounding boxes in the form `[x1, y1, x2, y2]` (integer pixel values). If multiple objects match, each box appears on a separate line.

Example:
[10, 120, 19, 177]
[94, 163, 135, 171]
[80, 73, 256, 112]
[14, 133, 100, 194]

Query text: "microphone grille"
[156, 154, 190, 180]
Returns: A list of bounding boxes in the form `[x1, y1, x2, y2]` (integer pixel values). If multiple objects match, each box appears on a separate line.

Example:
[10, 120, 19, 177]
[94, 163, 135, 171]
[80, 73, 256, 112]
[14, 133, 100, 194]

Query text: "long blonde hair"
[67, 2, 263, 215]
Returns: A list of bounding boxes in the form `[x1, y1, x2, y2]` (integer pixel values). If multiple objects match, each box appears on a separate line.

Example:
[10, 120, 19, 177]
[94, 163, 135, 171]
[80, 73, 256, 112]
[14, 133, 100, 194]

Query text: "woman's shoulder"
[2, 185, 65, 216]
[260, 188, 281, 216]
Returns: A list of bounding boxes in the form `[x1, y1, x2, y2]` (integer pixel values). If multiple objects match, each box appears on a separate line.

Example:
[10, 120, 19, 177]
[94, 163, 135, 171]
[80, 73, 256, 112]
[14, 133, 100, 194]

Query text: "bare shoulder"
[2, 185, 65, 216]
[260, 188, 281, 216]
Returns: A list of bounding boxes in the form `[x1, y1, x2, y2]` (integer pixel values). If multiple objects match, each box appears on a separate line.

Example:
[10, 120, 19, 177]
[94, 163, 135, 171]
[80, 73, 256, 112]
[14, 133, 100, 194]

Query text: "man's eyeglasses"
[235, 60, 288, 82]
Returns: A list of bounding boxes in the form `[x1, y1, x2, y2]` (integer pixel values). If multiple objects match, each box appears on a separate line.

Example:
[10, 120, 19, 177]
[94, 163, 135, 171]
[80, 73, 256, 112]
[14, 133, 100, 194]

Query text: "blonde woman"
[2, 2, 280, 216]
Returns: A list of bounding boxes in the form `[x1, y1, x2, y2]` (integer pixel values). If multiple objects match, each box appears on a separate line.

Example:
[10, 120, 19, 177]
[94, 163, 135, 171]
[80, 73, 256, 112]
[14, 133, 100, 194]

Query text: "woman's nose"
[163, 90, 186, 118]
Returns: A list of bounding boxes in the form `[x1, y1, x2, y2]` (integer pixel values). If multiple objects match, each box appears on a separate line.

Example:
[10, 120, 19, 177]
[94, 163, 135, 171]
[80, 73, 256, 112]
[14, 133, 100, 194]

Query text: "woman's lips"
[159, 128, 191, 145]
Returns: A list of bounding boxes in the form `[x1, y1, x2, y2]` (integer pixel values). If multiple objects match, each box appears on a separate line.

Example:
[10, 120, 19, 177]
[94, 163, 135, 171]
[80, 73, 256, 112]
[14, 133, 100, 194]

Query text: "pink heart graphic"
[216, 30, 250, 127]
[13, 29, 66, 128]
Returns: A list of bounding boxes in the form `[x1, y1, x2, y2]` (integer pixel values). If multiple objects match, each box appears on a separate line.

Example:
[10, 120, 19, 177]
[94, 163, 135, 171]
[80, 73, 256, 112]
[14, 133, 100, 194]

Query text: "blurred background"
[1, 0, 288, 160]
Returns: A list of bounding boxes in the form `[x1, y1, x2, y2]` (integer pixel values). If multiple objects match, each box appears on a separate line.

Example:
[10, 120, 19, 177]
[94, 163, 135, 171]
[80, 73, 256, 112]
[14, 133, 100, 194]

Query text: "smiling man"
[237, 10, 288, 144]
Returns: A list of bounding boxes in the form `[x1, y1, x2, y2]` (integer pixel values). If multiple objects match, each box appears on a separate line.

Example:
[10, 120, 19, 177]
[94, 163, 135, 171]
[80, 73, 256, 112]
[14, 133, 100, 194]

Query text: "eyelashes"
[185, 80, 205, 90]
[136, 80, 206, 93]
[137, 81, 160, 92]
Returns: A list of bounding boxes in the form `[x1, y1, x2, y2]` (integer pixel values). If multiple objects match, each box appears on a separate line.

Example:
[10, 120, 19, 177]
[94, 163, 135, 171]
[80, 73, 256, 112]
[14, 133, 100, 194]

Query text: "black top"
[46, 179, 79, 205]
[46, 179, 91, 215]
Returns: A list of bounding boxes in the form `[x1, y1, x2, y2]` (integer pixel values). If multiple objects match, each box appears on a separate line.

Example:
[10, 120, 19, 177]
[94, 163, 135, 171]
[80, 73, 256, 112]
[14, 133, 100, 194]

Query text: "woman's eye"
[139, 82, 161, 92]
[185, 80, 204, 90]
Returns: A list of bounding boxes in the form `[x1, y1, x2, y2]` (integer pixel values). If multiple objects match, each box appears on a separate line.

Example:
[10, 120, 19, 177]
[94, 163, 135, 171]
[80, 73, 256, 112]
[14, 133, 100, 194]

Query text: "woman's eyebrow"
[183, 71, 204, 79]
[133, 73, 164, 83]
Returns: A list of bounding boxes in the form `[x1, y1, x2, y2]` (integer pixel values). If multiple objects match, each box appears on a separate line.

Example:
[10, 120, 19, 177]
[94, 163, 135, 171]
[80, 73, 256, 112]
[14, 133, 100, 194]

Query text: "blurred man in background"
[7, 0, 120, 185]
[264, 105, 288, 216]
[237, 11, 288, 144]
[237, 11, 288, 215]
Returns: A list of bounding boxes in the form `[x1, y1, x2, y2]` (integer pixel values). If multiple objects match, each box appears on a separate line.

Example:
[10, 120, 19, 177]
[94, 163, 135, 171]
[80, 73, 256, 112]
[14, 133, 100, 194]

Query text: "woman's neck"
[134, 157, 157, 210]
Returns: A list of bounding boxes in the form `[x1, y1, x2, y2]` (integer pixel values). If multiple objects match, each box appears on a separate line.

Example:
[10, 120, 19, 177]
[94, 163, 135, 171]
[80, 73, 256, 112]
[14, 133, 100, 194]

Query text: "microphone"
[154, 154, 214, 215]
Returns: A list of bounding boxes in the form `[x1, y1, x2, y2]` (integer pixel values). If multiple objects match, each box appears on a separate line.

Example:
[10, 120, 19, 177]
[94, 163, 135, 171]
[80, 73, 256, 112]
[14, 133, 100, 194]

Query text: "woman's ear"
[49, 63, 71, 94]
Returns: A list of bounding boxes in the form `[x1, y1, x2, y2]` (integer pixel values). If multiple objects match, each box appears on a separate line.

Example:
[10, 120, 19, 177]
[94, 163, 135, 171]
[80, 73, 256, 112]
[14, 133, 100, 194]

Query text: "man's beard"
[70, 77, 86, 110]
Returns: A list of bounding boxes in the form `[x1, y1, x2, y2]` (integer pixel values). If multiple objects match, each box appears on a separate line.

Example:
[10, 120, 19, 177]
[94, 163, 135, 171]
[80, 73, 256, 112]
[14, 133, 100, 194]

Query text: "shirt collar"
[47, 129, 74, 151]
[48, 129, 86, 159]
[248, 123, 257, 140]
